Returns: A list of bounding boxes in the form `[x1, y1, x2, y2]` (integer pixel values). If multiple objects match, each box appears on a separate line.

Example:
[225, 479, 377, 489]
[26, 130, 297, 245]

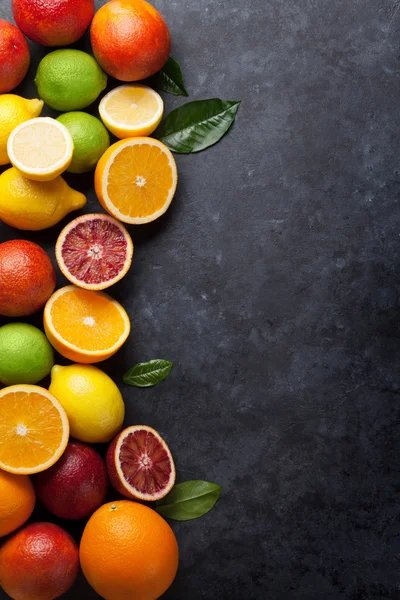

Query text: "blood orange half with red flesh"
[107, 425, 176, 501]
[56, 213, 133, 290]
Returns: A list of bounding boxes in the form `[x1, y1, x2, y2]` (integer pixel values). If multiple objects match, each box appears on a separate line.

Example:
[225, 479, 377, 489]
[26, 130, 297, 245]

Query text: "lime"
[0, 323, 54, 385]
[35, 50, 107, 112]
[57, 112, 110, 174]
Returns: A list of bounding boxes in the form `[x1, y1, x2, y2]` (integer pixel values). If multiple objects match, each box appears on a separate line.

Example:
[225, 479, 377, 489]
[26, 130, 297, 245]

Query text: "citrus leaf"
[154, 56, 188, 97]
[153, 99, 241, 153]
[123, 360, 173, 388]
[156, 480, 222, 521]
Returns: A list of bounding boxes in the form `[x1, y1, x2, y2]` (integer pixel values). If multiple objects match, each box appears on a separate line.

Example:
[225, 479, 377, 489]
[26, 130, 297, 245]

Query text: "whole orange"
[80, 500, 179, 600]
[0, 522, 79, 600]
[0, 470, 35, 537]
[12, 0, 94, 46]
[90, 0, 171, 81]
[0, 20, 30, 94]
[0, 240, 56, 317]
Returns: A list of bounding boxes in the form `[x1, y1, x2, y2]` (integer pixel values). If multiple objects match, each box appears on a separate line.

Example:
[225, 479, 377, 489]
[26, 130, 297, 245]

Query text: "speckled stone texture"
[1, 0, 400, 598]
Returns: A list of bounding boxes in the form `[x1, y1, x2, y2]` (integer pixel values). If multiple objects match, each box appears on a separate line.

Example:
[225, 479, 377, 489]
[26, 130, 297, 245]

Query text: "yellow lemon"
[99, 85, 164, 139]
[49, 364, 125, 444]
[0, 95, 43, 166]
[0, 167, 86, 230]
[7, 117, 74, 182]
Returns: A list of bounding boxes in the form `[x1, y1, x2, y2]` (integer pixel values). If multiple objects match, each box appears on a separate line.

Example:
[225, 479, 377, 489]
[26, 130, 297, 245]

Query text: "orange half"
[0, 385, 69, 474]
[44, 285, 131, 364]
[95, 137, 178, 225]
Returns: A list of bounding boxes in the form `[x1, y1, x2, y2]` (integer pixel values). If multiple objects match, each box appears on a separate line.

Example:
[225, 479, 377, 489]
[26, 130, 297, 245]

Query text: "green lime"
[0, 323, 54, 385]
[57, 112, 110, 174]
[35, 50, 107, 112]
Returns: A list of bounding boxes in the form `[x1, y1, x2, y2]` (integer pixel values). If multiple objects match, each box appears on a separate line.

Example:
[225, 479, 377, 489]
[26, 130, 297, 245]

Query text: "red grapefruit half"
[56, 213, 133, 290]
[107, 425, 176, 501]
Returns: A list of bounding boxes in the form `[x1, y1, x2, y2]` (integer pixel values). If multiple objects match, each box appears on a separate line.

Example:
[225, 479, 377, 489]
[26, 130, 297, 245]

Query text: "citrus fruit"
[99, 84, 164, 139]
[35, 441, 108, 520]
[0, 522, 79, 600]
[49, 364, 125, 443]
[56, 214, 134, 291]
[0, 167, 86, 230]
[0, 240, 56, 317]
[80, 500, 179, 600]
[35, 49, 107, 111]
[8, 117, 74, 182]
[0, 20, 30, 94]
[0, 323, 54, 385]
[56, 112, 110, 174]
[44, 286, 131, 364]
[0, 470, 35, 538]
[0, 95, 43, 165]
[0, 385, 69, 475]
[107, 425, 176, 502]
[95, 138, 177, 224]
[91, 0, 171, 81]
[12, 0, 94, 46]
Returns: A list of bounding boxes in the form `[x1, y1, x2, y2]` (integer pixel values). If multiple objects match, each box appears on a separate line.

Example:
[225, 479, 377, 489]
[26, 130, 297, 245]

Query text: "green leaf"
[153, 99, 241, 153]
[154, 56, 188, 97]
[156, 480, 222, 521]
[123, 360, 173, 388]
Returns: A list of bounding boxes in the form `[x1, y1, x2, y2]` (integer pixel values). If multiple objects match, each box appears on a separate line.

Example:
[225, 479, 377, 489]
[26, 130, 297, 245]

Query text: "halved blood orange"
[56, 214, 134, 291]
[0, 385, 69, 474]
[106, 425, 176, 501]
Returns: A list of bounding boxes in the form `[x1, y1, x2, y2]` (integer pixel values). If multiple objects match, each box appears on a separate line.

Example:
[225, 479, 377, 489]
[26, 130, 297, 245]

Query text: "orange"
[0, 470, 36, 537]
[90, 0, 170, 82]
[95, 138, 177, 224]
[44, 285, 131, 363]
[0, 385, 69, 474]
[80, 500, 179, 600]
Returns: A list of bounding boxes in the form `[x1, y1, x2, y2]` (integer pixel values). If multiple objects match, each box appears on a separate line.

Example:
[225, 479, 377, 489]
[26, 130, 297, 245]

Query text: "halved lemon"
[95, 138, 178, 224]
[99, 85, 164, 138]
[44, 285, 131, 363]
[7, 117, 73, 181]
[0, 385, 69, 474]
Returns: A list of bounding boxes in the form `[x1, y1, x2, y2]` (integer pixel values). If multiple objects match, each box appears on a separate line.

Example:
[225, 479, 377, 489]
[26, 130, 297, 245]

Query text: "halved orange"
[44, 285, 131, 364]
[0, 385, 69, 474]
[94, 137, 177, 224]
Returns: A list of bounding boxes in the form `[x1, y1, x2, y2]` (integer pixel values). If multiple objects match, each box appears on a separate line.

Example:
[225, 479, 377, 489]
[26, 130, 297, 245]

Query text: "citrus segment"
[44, 286, 130, 363]
[56, 214, 133, 290]
[0, 385, 69, 474]
[95, 137, 177, 224]
[99, 85, 164, 138]
[107, 425, 176, 501]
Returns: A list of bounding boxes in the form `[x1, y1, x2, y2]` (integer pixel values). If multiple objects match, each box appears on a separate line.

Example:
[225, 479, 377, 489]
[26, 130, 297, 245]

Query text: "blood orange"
[55, 213, 133, 290]
[107, 425, 176, 501]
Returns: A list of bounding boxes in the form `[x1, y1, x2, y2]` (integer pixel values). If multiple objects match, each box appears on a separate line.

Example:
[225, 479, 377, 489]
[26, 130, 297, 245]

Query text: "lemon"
[0, 167, 86, 231]
[49, 364, 125, 443]
[7, 117, 74, 182]
[99, 85, 164, 139]
[0, 95, 43, 165]
[35, 50, 107, 112]
[57, 112, 110, 174]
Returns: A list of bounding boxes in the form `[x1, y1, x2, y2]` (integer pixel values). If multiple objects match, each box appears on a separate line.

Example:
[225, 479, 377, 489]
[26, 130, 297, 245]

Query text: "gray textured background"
[1, 0, 400, 598]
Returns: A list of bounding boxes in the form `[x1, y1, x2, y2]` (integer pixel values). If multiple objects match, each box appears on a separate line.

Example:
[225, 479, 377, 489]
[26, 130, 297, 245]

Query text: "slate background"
[1, 0, 400, 598]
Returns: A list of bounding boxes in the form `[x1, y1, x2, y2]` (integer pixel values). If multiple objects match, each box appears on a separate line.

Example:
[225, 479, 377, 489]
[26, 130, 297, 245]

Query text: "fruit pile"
[0, 1, 181, 599]
[0, 0, 231, 598]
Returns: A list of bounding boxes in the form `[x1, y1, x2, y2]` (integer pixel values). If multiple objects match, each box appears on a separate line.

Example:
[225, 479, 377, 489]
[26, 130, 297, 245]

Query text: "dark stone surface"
[1, 0, 400, 598]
